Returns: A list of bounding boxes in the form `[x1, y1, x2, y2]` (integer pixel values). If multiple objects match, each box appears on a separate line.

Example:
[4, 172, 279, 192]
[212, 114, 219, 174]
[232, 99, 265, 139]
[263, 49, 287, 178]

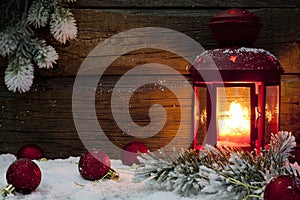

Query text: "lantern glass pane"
[216, 87, 251, 148]
[194, 86, 207, 148]
[265, 85, 279, 144]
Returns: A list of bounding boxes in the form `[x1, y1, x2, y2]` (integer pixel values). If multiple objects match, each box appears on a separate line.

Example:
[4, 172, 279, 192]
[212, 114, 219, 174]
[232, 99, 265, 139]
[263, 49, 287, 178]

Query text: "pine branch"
[202, 131, 297, 199]
[133, 131, 297, 199]
[285, 162, 300, 177]
[0, 0, 77, 93]
[134, 149, 208, 196]
[0, 0, 34, 30]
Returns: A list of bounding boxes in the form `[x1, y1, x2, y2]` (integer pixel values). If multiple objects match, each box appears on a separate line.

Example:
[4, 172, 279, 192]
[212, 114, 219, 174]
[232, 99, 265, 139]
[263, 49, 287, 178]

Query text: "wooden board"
[0, 74, 299, 159]
[0, 4, 299, 159]
[72, 0, 300, 8]
[1, 8, 298, 75]
[0, 75, 193, 158]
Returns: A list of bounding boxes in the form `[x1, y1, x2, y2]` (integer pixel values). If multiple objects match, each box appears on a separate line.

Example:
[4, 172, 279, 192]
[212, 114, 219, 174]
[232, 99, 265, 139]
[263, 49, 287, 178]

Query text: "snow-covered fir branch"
[133, 131, 297, 199]
[27, 0, 50, 28]
[134, 149, 208, 197]
[286, 162, 300, 177]
[0, 0, 77, 93]
[50, 6, 77, 44]
[5, 56, 34, 93]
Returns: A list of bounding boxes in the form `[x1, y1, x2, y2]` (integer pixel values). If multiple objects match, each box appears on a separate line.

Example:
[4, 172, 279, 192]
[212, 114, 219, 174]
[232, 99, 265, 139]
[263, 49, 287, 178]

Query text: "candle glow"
[217, 101, 250, 147]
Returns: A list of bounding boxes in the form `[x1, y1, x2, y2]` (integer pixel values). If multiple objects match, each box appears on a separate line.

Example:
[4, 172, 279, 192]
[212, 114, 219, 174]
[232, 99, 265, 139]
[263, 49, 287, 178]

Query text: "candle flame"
[229, 101, 244, 121]
[218, 101, 250, 147]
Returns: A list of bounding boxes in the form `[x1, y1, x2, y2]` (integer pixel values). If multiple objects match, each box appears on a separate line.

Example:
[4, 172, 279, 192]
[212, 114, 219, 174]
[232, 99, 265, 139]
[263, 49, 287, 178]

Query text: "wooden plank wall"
[0, 0, 299, 160]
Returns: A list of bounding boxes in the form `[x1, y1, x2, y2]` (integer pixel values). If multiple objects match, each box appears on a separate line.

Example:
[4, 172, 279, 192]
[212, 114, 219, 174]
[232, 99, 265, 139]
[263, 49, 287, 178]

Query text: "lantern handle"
[255, 107, 261, 128]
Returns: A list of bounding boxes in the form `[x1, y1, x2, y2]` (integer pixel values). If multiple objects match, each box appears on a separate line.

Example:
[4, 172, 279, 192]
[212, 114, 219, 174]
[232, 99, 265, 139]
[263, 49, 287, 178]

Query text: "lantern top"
[209, 8, 262, 46]
[190, 47, 284, 82]
[193, 47, 283, 71]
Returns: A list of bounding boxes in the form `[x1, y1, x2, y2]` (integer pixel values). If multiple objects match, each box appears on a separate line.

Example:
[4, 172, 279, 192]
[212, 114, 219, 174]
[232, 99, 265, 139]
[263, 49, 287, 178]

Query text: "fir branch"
[133, 131, 297, 199]
[270, 131, 296, 164]
[0, 0, 37, 30]
[50, 6, 77, 44]
[22, 0, 29, 20]
[27, 0, 51, 28]
[134, 149, 208, 196]
[285, 162, 300, 177]
[0, 0, 77, 93]
[5, 56, 34, 93]
[228, 178, 262, 200]
[209, 131, 296, 199]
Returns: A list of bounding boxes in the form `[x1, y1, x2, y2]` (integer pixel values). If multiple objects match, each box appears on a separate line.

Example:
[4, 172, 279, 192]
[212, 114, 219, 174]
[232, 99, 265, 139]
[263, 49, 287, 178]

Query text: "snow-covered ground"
[0, 154, 199, 200]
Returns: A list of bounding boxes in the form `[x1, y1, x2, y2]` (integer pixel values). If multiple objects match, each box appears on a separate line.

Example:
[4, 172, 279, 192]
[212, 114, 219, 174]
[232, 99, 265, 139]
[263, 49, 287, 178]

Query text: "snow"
[222, 47, 277, 59]
[0, 154, 207, 200]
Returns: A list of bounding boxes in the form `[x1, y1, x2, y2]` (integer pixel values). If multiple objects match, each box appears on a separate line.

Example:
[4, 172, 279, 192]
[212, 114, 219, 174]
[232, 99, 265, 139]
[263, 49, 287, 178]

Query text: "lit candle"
[217, 101, 250, 147]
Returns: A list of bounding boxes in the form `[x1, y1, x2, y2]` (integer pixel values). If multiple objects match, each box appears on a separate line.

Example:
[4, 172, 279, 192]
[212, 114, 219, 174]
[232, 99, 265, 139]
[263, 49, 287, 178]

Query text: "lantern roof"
[189, 47, 284, 82]
[192, 47, 283, 71]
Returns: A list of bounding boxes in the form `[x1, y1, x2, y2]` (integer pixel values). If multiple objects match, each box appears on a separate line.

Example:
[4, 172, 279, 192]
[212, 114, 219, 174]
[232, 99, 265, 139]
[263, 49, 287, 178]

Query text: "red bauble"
[78, 149, 111, 181]
[120, 141, 149, 166]
[17, 144, 44, 160]
[6, 158, 42, 194]
[264, 175, 300, 200]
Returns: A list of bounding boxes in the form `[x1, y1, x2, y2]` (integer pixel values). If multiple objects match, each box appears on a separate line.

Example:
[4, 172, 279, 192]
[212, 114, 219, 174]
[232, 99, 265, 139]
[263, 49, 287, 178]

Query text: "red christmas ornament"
[6, 158, 42, 194]
[78, 149, 119, 181]
[120, 141, 149, 166]
[264, 175, 300, 200]
[17, 144, 44, 160]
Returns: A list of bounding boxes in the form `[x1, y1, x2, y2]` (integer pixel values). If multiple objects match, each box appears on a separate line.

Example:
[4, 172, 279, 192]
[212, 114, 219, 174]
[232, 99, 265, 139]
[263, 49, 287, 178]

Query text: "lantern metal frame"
[190, 47, 283, 151]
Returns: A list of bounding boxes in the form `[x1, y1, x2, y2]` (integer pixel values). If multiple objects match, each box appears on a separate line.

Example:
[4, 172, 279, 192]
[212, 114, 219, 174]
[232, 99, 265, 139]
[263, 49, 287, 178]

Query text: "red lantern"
[190, 9, 284, 151]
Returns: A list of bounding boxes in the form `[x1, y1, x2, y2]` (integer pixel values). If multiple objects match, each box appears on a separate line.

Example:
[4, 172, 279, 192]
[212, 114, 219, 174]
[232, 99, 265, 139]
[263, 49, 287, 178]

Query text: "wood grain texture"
[0, 4, 299, 159]
[0, 8, 299, 75]
[0, 75, 193, 158]
[72, 0, 300, 8]
[68, 8, 300, 74]
[1, 74, 300, 159]
[280, 75, 300, 162]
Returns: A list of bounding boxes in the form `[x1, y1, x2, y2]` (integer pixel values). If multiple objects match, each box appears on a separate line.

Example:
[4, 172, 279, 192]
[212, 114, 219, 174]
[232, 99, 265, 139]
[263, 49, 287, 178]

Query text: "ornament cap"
[104, 168, 120, 181]
[1, 184, 15, 197]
